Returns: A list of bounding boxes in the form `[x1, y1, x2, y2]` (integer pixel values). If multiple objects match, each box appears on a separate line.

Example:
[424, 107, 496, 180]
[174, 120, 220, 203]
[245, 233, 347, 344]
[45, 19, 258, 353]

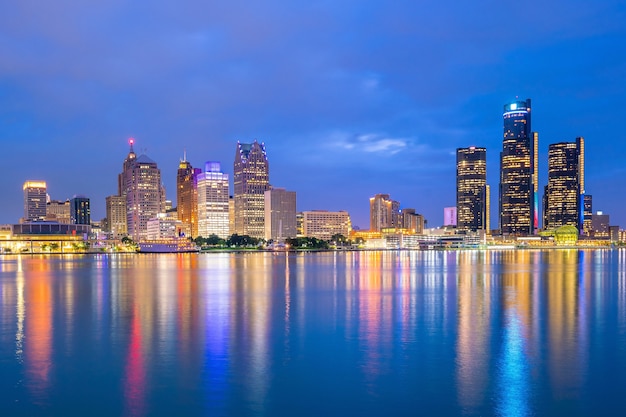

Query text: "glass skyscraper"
[499, 99, 537, 235]
[543, 137, 584, 230]
[456, 147, 488, 232]
[234, 141, 270, 239]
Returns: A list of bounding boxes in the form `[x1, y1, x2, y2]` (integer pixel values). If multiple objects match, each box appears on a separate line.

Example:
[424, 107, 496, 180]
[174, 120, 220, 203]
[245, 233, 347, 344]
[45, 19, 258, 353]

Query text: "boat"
[137, 239, 199, 253]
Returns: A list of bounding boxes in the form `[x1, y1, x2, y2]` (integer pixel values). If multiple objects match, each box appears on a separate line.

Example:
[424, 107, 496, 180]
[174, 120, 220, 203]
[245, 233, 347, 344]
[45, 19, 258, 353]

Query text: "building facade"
[499, 99, 538, 235]
[443, 207, 457, 227]
[264, 188, 297, 241]
[543, 138, 584, 230]
[119, 140, 163, 240]
[23, 181, 47, 222]
[197, 162, 230, 239]
[146, 215, 185, 240]
[369, 194, 400, 232]
[583, 194, 593, 236]
[400, 208, 425, 234]
[302, 210, 352, 240]
[46, 200, 71, 223]
[70, 196, 90, 225]
[233, 141, 270, 238]
[177, 156, 201, 237]
[105, 195, 127, 237]
[456, 147, 488, 231]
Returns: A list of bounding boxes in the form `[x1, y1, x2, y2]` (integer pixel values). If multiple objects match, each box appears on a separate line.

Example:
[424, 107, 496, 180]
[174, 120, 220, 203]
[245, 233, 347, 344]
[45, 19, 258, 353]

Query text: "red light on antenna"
[129, 137, 135, 145]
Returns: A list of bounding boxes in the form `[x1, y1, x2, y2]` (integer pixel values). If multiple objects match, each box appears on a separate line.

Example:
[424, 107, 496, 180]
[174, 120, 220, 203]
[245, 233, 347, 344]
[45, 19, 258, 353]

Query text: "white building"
[146, 214, 185, 240]
[197, 161, 230, 239]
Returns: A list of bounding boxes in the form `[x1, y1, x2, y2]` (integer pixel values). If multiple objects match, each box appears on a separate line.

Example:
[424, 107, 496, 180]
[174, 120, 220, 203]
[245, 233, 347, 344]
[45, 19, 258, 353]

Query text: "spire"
[183, 148, 187, 162]
[129, 137, 135, 153]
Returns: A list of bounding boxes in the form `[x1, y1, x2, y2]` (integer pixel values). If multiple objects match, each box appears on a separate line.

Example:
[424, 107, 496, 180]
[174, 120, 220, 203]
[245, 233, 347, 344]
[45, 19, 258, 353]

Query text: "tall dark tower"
[499, 99, 537, 235]
[543, 138, 584, 230]
[457, 147, 488, 232]
[234, 141, 270, 238]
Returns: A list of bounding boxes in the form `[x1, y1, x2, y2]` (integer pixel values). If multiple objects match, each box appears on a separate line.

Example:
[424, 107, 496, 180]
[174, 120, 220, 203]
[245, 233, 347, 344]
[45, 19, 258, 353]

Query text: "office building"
[197, 161, 230, 239]
[46, 200, 71, 224]
[23, 181, 47, 222]
[119, 139, 163, 240]
[591, 211, 610, 238]
[583, 195, 593, 236]
[543, 138, 584, 230]
[177, 154, 201, 237]
[106, 195, 127, 237]
[146, 214, 185, 240]
[456, 147, 488, 231]
[499, 99, 538, 235]
[302, 210, 352, 240]
[70, 196, 90, 225]
[443, 207, 457, 227]
[264, 188, 297, 241]
[400, 208, 425, 234]
[370, 194, 400, 232]
[234, 141, 270, 238]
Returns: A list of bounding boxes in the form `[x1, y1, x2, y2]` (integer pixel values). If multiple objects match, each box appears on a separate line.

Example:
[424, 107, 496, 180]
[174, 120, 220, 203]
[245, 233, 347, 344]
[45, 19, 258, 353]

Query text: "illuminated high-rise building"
[105, 195, 127, 237]
[499, 99, 537, 235]
[456, 147, 488, 231]
[23, 181, 47, 222]
[177, 154, 201, 237]
[543, 138, 584, 230]
[119, 139, 163, 240]
[369, 194, 400, 231]
[70, 196, 90, 225]
[264, 188, 297, 241]
[197, 162, 230, 239]
[234, 141, 270, 238]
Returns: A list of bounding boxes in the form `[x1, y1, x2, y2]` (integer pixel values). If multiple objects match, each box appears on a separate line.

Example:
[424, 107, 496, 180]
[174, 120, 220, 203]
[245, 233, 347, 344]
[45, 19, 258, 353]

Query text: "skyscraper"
[499, 99, 537, 235]
[543, 138, 584, 230]
[23, 181, 47, 222]
[197, 161, 230, 239]
[583, 194, 593, 236]
[70, 196, 90, 225]
[369, 194, 400, 231]
[234, 141, 270, 238]
[119, 139, 163, 240]
[264, 188, 297, 241]
[177, 154, 201, 237]
[456, 147, 488, 232]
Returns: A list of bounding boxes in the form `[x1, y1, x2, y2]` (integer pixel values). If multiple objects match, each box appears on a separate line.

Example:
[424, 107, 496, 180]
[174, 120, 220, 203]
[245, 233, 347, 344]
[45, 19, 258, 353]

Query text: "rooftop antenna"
[128, 137, 135, 153]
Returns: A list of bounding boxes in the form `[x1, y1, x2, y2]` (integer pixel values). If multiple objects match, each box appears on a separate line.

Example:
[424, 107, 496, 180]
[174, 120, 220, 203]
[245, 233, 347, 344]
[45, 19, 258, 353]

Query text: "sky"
[1, 0, 626, 229]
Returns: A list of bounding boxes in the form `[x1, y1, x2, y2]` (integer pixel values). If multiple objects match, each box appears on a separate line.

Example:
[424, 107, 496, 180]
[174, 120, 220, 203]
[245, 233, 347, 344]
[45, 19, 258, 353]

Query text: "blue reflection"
[497, 309, 530, 417]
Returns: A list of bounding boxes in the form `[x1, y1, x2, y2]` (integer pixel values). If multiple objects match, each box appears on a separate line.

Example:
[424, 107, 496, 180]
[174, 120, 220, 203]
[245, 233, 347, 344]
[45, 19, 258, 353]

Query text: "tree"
[206, 234, 225, 246]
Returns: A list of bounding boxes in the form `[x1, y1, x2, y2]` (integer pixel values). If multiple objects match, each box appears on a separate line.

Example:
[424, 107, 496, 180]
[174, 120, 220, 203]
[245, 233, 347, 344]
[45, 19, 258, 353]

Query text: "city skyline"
[1, 1, 626, 228]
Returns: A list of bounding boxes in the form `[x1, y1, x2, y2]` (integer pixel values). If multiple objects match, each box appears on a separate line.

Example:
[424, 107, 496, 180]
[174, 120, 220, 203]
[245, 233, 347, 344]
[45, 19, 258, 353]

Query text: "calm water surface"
[1, 250, 626, 416]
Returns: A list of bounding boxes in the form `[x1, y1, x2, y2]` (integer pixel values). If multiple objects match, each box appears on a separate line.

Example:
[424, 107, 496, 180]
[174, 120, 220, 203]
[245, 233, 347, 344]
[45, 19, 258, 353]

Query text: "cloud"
[329, 132, 408, 155]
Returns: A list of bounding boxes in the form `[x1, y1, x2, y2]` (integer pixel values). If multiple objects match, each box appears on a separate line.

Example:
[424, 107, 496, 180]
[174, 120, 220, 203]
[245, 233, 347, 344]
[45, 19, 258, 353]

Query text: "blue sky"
[1, 0, 625, 229]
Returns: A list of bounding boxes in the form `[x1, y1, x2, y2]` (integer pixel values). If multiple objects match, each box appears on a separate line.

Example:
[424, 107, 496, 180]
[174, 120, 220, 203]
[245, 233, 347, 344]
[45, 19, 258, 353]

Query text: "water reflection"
[1, 251, 626, 415]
